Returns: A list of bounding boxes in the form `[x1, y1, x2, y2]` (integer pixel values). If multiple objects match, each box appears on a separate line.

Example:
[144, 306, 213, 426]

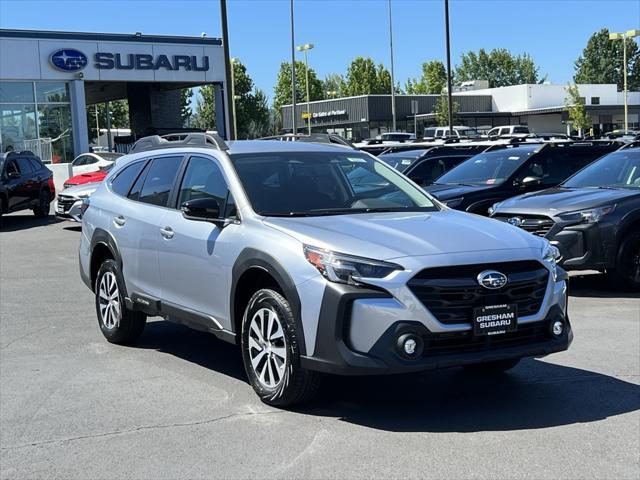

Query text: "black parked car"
[0, 151, 55, 223]
[425, 142, 620, 214]
[379, 144, 490, 186]
[491, 145, 640, 289]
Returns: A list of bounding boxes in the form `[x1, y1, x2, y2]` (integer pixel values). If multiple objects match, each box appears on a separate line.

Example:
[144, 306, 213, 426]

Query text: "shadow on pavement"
[135, 321, 639, 433]
[136, 320, 247, 382]
[0, 213, 63, 232]
[569, 273, 639, 299]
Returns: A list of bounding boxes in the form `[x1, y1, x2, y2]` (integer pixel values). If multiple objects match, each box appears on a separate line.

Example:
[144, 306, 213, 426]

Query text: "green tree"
[433, 94, 459, 127]
[232, 61, 270, 138]
[273, 60, 324, 114]
[565, 84, 591, 135]
[192, 85, 216, 131]
[180, 88, 193, 126]
[455, 48, 538, 87]
[574, 28, 640, 90]
[405, 60, 447, 94]
[344, 57, 393, 95]
[323, 73, 346, 98]
[86, 99, 129, 142]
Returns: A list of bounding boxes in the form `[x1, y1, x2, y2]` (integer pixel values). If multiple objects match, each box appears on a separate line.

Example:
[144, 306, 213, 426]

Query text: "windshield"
[378, 149, 429, 171]
[435, 146, 539, 186]
[457, 128, 481, 138]
[563, 150, 640, 188]
[231, 151, 437, 216]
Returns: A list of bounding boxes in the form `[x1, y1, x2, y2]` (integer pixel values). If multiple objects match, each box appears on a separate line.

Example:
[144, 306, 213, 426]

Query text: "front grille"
[493, 214, 555, 237]
[408, 261, 549, 325]
[57, 195, 76, 212]
[422, 321, 551, 357]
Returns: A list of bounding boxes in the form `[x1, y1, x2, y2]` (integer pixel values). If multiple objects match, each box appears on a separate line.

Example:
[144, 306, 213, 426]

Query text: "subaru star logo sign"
[477, 270, 508, 290]
[507, 216, 524, 227]
[50, 49, 88, 72]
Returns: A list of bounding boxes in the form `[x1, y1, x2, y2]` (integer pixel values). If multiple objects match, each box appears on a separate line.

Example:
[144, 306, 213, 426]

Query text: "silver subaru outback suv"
[79, 133, 572, 406]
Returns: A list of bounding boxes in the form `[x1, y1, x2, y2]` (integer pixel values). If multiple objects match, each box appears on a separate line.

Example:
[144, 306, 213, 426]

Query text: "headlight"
[488, 202, 501, 216]
[542, 242, 561, 281]
[443, 197, 463, 208]
[77, 193, 90, 199]
[303, 245, 402, 285]
[558, 205, 615, 224]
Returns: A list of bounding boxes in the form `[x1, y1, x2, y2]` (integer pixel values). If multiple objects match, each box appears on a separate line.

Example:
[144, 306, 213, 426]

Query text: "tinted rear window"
[137, 156, 183, 207]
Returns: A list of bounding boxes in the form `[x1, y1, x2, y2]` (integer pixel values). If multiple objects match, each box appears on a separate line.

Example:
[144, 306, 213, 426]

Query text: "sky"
[0, 0, 638, 105]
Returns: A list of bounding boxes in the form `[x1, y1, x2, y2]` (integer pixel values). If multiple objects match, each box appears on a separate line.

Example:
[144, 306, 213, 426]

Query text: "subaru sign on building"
[0, 29, 228, 162]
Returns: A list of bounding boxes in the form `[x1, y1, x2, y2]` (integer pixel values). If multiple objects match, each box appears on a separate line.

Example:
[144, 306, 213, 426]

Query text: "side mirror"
[181, 198, 221, 223]
[521, 176, 542, 187]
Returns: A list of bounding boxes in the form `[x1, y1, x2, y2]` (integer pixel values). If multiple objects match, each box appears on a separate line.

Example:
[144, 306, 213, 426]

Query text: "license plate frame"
[472, 304, 517, 336]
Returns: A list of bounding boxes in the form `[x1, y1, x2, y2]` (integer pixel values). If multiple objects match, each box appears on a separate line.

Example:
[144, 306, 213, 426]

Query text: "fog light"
[552, 320, 564, 336]
[404, 338, 417, 355]
[396, 333, 423, 358]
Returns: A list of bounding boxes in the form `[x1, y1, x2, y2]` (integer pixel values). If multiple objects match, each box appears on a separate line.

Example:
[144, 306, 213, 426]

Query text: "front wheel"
[241, 289, 321, 407]
[95, 259, 146, 345]
[609, 231, 640, 291]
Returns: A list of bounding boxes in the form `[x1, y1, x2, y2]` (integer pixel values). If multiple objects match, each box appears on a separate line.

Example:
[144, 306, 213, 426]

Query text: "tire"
[33, 189, 51, 218]
[95, 259, 146, 345]
[241, 288, 321, 407]
[463, 358, 521, 374]
[609, 230, 640, 291]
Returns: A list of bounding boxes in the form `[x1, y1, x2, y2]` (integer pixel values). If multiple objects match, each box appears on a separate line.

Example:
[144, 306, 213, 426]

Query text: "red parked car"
[63, 164, 113, 189]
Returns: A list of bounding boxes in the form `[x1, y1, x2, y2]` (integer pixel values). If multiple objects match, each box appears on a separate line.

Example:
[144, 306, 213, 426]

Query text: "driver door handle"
[113, 215, 126, 227]
[160, 226, 174, 239]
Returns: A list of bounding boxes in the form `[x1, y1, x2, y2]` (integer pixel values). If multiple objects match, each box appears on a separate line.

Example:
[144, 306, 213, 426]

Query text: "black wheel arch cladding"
[231, 248, 306, 354]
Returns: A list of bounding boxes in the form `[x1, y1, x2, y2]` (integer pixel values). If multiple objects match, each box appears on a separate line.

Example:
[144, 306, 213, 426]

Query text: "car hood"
[263, 209, 543, 261]
[495, 187, 640, 215]
[425, 183, 491, 201]
[59, 183, 99, 198]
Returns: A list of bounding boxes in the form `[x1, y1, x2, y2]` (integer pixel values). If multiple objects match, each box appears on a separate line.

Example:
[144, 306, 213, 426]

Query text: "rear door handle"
[160, 226, 174, 239]
[113, 215, 126, 227]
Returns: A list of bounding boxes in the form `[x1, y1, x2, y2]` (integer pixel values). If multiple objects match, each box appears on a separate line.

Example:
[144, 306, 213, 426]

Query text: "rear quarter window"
[110, 161, 146, 197]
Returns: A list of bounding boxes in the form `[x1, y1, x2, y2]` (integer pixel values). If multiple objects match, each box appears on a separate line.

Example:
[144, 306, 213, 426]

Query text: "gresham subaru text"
[79, 133, 572, 406]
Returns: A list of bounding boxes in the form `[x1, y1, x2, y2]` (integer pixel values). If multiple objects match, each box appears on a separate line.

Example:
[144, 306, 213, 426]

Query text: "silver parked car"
[79, 133, 571, 406]
[56, 183, 100, 222]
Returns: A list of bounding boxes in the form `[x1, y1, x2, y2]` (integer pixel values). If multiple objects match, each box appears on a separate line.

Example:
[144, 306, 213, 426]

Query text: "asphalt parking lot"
[1, 213, 638, 480]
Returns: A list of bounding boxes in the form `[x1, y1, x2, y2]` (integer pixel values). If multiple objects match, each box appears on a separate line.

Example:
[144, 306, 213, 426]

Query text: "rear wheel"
[610, 230, 640, 291]
[241, 288, 321, 407]
[464, 358, 521, 374]
[33, 189, 50, 218]
[95, 259, 146, 345]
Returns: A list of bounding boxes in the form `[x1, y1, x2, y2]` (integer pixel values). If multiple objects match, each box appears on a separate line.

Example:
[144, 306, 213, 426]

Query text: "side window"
[6, 160, 20, 176]
[515, 155, 552, 184]
[16, 157, 33, 174]
[178, 156, 229, 214]
[86, 155, 98, 165]
[138, 156, 183, 207]
[488, 128, 498, 136]
[407, 160, 440, 186]
[110, 161, 146, 197]
[500, 127, 510, 135]
[72, 155, 86, 166]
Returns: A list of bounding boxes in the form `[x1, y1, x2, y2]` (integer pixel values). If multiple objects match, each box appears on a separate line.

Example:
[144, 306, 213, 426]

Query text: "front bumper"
[547, 221, 614, 271]
[55, 197, 83, 222]
[300, 278, 571, 376]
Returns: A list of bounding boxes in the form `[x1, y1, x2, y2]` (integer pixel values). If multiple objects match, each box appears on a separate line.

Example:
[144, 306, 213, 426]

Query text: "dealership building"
[282, 84, 640, 141]
[0, 29, 228, 163]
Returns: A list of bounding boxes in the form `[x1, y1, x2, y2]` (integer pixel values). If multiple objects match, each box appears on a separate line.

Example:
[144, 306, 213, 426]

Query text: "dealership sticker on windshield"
[402, 159, 412, 165]
[508, 156, 520, 160]
[347, 157, 367, 163]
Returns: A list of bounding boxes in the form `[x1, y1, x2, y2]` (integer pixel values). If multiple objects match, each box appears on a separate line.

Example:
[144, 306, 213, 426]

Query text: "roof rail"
[129, 132, 228, 154]
[259, 133, 355, 149]
[619, 140, 640, 150]
[5, 150, 37, 158]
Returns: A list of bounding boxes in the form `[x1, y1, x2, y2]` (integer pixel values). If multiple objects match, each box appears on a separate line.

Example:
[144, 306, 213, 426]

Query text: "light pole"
[388, 0, 396, 132]
[444, 0, 454, 136]
[220, 0, 234, 140]
[609, 29, 639, 134]
[230, 57, 239, 140]
[296, 43, 314, 135]
[290, 0, 297, 135]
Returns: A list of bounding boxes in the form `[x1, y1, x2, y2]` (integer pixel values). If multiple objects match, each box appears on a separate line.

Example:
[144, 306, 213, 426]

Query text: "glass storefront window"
[0, 82, 34, 103]
[37, 104, 74, 163]
[0, 104, 37, 153]
[36, 82, 70, 103]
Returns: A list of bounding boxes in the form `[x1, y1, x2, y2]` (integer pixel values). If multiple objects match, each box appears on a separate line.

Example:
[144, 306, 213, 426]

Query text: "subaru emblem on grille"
[477, 270, 508, 289]
[507, 216, 523, 227]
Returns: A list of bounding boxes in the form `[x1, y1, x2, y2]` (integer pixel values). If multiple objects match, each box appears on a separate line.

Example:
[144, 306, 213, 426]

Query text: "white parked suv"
[79, 133, 572, 406]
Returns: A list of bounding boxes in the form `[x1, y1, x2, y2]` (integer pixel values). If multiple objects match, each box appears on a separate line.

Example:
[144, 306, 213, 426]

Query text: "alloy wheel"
[98, 271, 121, 329]
[248, 307, 287, 388]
